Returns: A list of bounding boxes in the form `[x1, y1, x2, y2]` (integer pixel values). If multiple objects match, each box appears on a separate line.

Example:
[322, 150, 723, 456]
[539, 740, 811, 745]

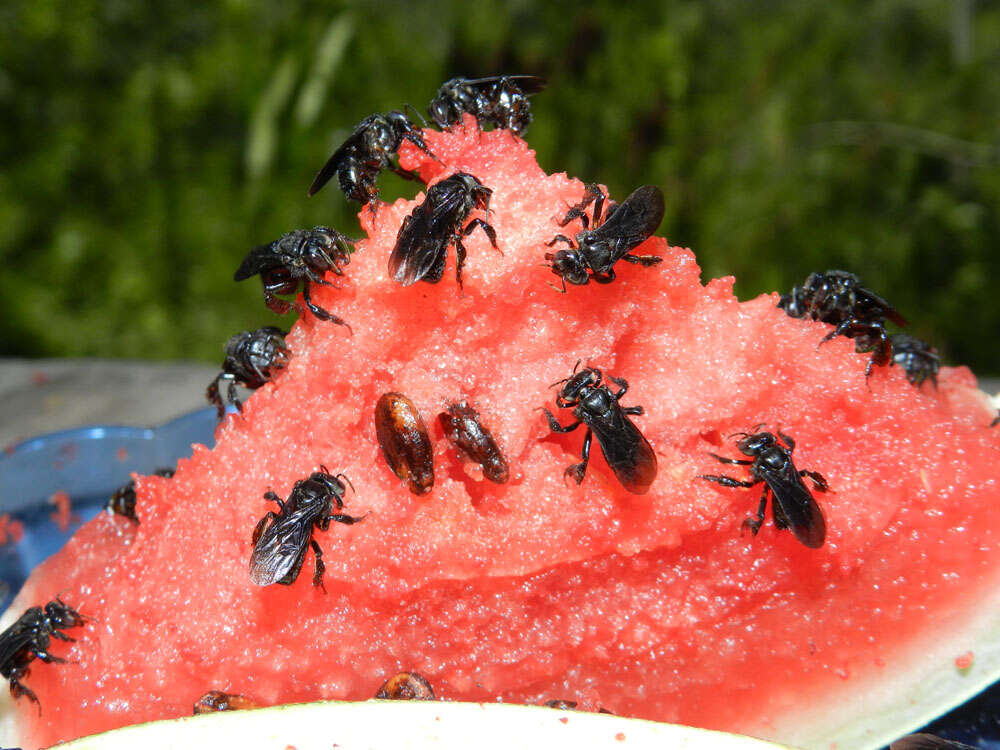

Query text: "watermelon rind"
[48, 699, 801, 750]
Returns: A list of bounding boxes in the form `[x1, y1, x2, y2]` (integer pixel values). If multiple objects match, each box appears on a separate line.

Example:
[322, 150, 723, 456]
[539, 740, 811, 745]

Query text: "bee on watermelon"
[889, 333, 940, 389]
[438, 401, 509, 484]
[389, 172, 500, 291]
[778, 269, 907, 379]
[698, 429, 828, 549]
[234, 227, 354, 328]
[0, 597, 88, 710]
[375, 671, 436, 700]
[106, 467, 175, 524]
[193, 689, 261, 714]
[307, 110, 436, 212]
[249, 468, 366, 590]
[427, 75, 546, 135]
[374, 392, 435, 496]
[206, 327, 291, 418]
[890, 734, 977, 750]
[545, 184, 664, 291]
[542, 364, 658, 495]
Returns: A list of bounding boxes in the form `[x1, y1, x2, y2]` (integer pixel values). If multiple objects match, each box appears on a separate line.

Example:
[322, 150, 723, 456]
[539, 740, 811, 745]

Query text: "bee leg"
[591, 269, 616, 284]
[545, 234, 574, 248]
[263, 291, 295, 316]
[705, 453, 754, 466]
[800, 469, 829, 492]
[10, 677, 41, 714]
[698, 474, 757, 487]
[328, 512, 367, 526]
[565, 428, 593, 485]
[777, 432, 796, 451]
[622, 405, 644, 416]
[206, 375, 225, 418]
[543, 410, 581, 434]
[310, 540, 327, 592]
[464, 218, 500, 254]
[228, 378, 242, 414]
[558, 184, 601, 227]
[454, 235, 467, 294]
[607, 375, 629, 399]
[741, 486, 770, 536]
[50, 630, 76, 642]
[302, 285, 352, 334]
[32, 649, 67, 665]
[622, 253, 663, 266]
[389, 165, 424, 182]
[251, 512, 278, 546]
[263, 492, 285, 510]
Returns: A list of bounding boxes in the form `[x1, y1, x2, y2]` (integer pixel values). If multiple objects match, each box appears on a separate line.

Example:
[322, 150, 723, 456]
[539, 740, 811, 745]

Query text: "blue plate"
[0, 408, 217, 612]
[0, 407, 994, 749]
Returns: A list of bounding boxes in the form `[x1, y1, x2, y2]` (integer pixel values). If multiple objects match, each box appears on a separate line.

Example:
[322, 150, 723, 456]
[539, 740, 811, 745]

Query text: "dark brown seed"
[193, 689, 260, 714]
[375, 671, 435, 700]
[375, 392, 435, 495]
[438, 401, 509, 484]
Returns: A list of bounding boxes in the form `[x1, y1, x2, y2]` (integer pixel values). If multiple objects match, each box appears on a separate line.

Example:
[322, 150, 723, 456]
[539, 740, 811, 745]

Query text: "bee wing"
[593, 185, 665, 259]
[462, 75, 547, 95]
[234, 243, 279, 281]
[591, 414, 659, 495]
[890, 735, 978, 750]
[248, 517, 312, 586]
[0, 627, 37, 667]
[389, 181, 469, 285]
[307, 130, 363, 197]
[766, 470, 826, 548]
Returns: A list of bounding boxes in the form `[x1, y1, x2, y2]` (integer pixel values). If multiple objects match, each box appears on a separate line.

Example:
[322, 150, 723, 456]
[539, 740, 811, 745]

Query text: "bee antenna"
[404, 102, 427, 127]
[319, 464, 330, 475]
[336, 473, 356, 493]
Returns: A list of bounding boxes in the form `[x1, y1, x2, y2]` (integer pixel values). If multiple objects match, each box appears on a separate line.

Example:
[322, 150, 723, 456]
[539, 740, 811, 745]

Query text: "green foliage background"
[2, 0, 998, 372]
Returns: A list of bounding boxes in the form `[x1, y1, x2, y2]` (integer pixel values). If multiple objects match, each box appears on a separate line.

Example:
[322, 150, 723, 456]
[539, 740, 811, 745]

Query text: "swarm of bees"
[8, 73, 987, 725]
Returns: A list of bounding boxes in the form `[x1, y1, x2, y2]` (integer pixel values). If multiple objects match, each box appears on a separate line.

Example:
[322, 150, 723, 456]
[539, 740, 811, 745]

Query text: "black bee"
[543, 364, 658, 495]
[389, 172, 499, 290]
[778, 270, 907, 378]
[307, 111, 435, 211]
[206, 327, 290, 418]
[427, 75, 546, 135]
[234, 227, 354, 328]
[890, 735, 977, 750]
[249, 468, 365, 590]
[545, 184, 664, 291]
[699, 429, 828, 548]
[0, 598, 87, 710]
[890, 333, 940, 389]
[106, 467, 175, 524]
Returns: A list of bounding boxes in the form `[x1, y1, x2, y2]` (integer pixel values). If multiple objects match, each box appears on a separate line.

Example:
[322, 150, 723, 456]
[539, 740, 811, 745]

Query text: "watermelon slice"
[3, 116, 1000, 750]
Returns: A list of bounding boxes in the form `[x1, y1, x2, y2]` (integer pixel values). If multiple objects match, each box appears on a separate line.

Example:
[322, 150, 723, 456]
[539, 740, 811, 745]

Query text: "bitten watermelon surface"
[5, 118, 1000, 749]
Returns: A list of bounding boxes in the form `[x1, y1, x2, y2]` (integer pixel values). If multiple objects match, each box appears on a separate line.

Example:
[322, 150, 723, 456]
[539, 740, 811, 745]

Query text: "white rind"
[47, 700, 802, 750]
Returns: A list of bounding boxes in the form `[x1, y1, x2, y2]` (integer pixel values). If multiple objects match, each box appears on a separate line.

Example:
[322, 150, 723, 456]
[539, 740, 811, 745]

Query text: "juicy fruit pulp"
[9, 118, 1000, 749]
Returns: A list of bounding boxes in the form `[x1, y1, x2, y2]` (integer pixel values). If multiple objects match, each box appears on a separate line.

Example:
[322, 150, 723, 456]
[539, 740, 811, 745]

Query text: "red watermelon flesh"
[7, 116, 1000, 748]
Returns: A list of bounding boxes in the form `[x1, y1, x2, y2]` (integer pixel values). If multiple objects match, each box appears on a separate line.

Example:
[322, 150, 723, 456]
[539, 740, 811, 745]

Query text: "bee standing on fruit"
[206, 327, 291, 418]
[389, 172, 500, 290]
[778, 270, 907, 379]
[0, 598, 88, 710]
[889, 333, 940, 389]
[542, 364, 658, 494]
[234, 227, 354, 328]
[307, 110, 435, 212]
[427, 75, 546, 135]
[106, 467, 175, 524]
[248, 468, 366, 590]
[545, 184, 664, 290]
[698, 429, 828, 548]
